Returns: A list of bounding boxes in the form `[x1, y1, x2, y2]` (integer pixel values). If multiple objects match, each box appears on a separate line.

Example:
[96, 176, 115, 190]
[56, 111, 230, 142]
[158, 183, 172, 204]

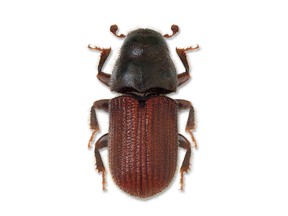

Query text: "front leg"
[176, 99, 198, 149]
[88, 46, 112, 87]
[88, 99, 109, 149]
[176, 46, 199, 86]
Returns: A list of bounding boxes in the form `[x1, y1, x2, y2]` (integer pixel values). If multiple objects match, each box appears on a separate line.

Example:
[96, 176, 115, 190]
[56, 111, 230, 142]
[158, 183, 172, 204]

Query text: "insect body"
[88, 25, 199, 198]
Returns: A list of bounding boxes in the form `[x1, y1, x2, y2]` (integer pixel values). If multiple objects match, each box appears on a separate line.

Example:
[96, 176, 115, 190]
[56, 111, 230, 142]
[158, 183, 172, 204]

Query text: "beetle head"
[110, 29, 177, 95]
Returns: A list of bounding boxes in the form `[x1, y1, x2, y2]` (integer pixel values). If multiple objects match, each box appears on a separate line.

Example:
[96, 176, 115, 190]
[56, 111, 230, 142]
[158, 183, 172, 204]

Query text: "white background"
[1, 0, 288, 215]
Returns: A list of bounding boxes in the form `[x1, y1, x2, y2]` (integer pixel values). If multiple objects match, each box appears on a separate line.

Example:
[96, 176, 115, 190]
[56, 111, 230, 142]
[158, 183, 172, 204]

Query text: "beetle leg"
[88, 99, 109, 149]
[178, 134, 192, 191]
[176, 45, 199, 86]
[88, 45, 112, 87]
[94, 133, 109, 191]
[176, 99, 198, 149]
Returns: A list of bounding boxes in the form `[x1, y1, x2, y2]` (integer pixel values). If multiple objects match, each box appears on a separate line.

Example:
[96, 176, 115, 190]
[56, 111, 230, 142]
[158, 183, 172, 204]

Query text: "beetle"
[88, 24, 199, 198]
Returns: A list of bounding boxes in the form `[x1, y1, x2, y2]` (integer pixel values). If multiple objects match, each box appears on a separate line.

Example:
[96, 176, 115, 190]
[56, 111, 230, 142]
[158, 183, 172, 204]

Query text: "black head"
[110, 28, 177, 95]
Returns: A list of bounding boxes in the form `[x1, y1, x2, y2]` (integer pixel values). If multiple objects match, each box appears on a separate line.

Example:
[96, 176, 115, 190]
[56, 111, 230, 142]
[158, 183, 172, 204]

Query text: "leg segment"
[88, 45, 112, 87]
[176, 45, 199, 86]
[88, 99, 109, 149]
[176, 99, 198, 149]
[94, 133, 109, 190]
[178, 134, 192, 191]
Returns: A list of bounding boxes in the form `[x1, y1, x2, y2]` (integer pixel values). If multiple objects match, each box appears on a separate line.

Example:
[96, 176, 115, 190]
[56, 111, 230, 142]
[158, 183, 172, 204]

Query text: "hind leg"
[94, 133, 109, 190]
[178, 134, 192, 191]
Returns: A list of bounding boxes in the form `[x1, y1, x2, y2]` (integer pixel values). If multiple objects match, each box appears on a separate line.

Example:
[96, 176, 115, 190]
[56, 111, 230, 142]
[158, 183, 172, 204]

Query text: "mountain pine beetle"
[88, 24, 199, 198]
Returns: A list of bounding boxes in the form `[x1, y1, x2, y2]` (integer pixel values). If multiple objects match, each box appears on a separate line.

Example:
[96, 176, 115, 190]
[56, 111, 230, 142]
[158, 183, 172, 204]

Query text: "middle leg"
[88, 99, 109, 149]
[176, 99, 198, 149]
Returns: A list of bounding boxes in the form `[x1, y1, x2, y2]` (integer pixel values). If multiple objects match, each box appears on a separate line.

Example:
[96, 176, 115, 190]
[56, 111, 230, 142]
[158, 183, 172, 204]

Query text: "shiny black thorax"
[110, 29, 177, 95]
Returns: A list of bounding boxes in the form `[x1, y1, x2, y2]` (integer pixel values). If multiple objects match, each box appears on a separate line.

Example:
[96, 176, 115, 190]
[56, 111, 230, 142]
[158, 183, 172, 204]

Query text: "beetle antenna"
[110, 24, 126, 38]
[163, 25, 179, 38]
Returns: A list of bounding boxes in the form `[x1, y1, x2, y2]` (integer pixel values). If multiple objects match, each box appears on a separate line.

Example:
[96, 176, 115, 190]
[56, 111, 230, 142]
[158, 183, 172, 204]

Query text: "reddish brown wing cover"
[108, 95, 178, 198]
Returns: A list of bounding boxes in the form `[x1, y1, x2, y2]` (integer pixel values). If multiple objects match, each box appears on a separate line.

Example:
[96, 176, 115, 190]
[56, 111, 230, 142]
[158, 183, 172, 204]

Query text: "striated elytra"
[88, 25, 199, 199]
